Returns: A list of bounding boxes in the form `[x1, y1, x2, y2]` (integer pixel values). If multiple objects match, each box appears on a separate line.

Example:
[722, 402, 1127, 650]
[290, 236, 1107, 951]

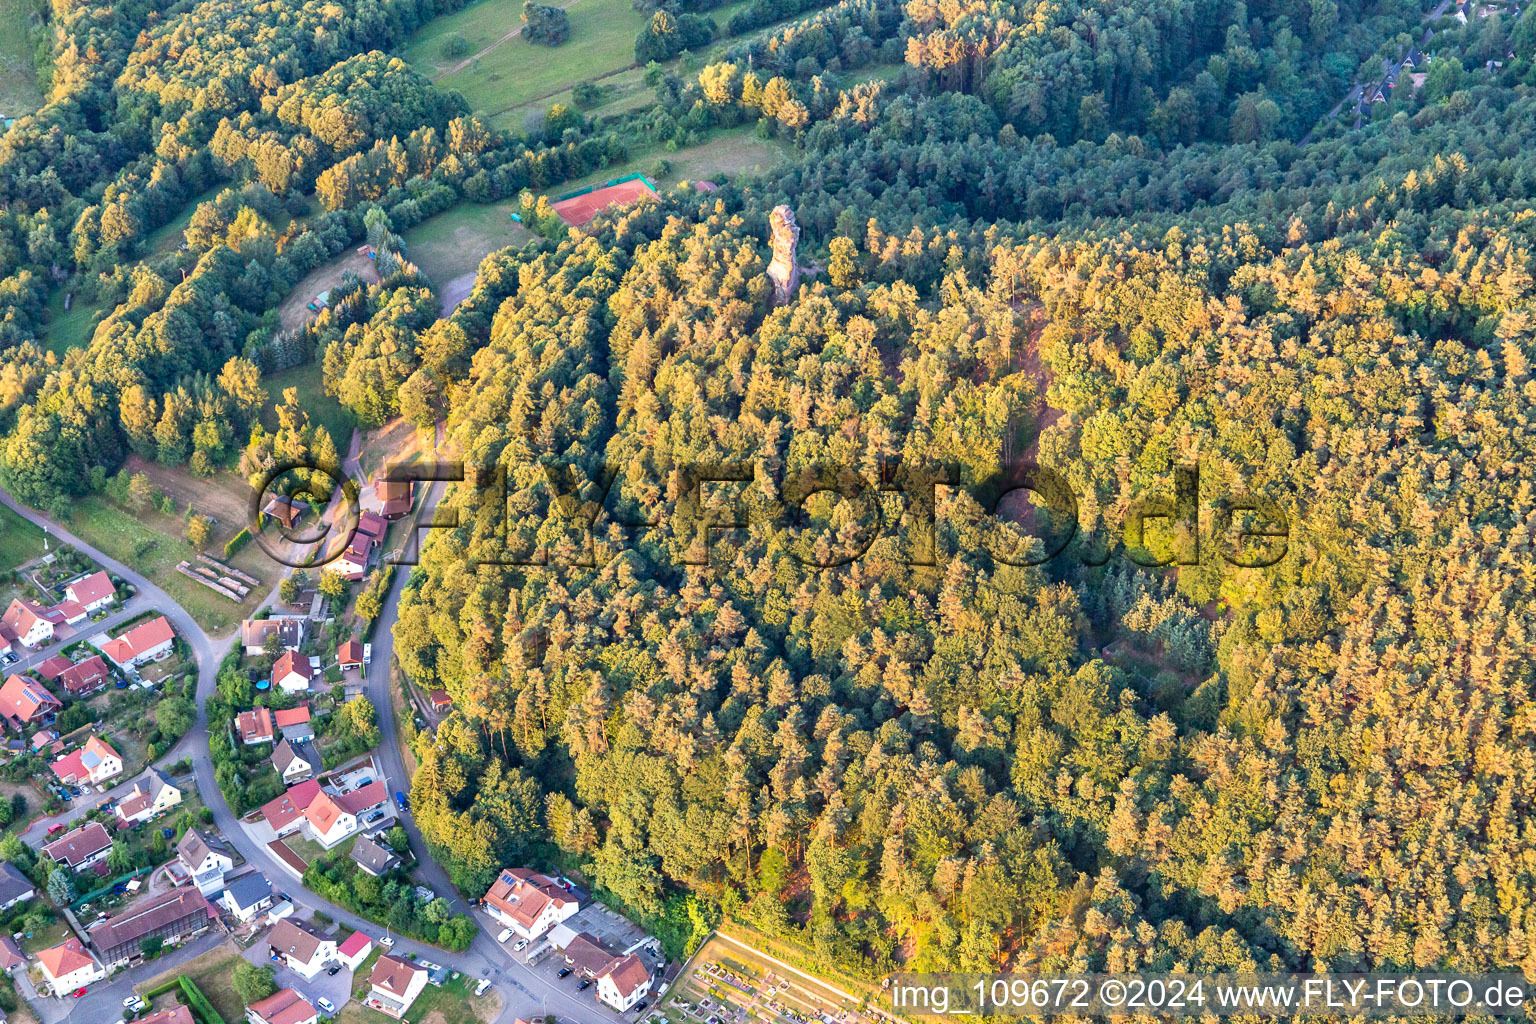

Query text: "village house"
[303, 790, 358, 848]
[241, 617, 304, 657]
[0, 861, 35, 911]
[247, 987, 318, 1024]
[64, 571, 117, 613]
[36, 654, 72, 681]
[337, 931, 373, 970]
[259, 779, 321, 838]
[60, 654, 113, 696]
[336, 780, 388, 820]
[101, 615, 175, 668]
[176, 828, 234, 895]
[272, 738, 316, 783]
[50, 735, 124, 786]
[349, 833, 401, 877]
[260, 496, 308, 530]
[88, 889, 218, 968]
[1, 598, 56, 647]
[44, 821, 113, 870]
[595, 953, 653, 1012]
[218, 872, 275, 923]
[0, 672, 62, 731]
[115, 767, 182, 825]
[482, 868, 580, 940]
[139, 1007, 196, 1024]
[331, 534, 374, 580]
[272, 651, 314, 694]
[36, 937, 104, 994]
[366, 954, 428, 1018]
[337, 640, 363, 671]
[237, 706, 276, 745]
[374, 473, 414, 519]
[274, 703, 314, 742]
[265, 919, 336, 979]
[0, 933, 25, 971]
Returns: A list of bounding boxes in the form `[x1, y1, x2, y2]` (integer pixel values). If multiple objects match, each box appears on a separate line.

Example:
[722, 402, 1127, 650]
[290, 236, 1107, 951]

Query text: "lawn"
[0, 500, 46, 571]
[339, 967, 500, 1024]
[404, 0, 650, 120]
[136, 942, 247, 1023]
[0, 0, 42, 120]
[20, 918, 70, 956]
[260, 363, 357, 457]
[39, 285, 107, 357]
[142, 185, 227, 256]
[400, 202, 534, 288]
[57, 495, 267, 637]
[550, 126, 787, 197]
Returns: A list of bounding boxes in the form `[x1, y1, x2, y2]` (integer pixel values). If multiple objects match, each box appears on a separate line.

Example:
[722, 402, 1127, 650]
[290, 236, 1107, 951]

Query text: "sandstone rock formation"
[766, 205, 801, 305]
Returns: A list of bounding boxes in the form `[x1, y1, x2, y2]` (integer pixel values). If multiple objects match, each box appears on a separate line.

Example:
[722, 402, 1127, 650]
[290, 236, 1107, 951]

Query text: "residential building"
[65, 571, 117, 613]
[51, 735, 124, 786]
[303, 790, 357, 848]
[374, 473, 414, 520]
[247, 988, 318, 1024]
[115, 767, 182, 825]
[31, 728, 61, 753]
[272, 651, 313, 694]
[237, 706, 276, 745]
[556, 931, 619, 978]
[336, 780, 388, 819]
[36, 654, 73, 681]
[0, 933, 25, 971]
[139, 1007, 196, 1024]
[44, 821, 113, 870]
[260, 496, 308, 530]
[59, 655, 113, 696]
[219, 872, 274, 923]
[337, 931, 373, 970]
[1, 599, 55, 647]
[102, 616, 175, 667]
[337, 640, 363, 670]
[176, 828, 234, 895]
[88, 889, 217, 967]
[483, 868, 579, 940]
[355, 510, 388, 545]
[596, 953, 653, 1012]
[274, 704, 314, 742]
[54, 599, 87, 625]
[0, 673, 62, 731]
[366, 955, 428, 1018]
[36, 938, 103, 994]
[241, 618, 304, 657]
[0, 861, 35, 911]
[429, 689, 452, 712]
[272, 738, 316, 783]
[265, 919, 336, 979]
[332, 534, 373, 580]
[350, 833, 401, 877]
[258, 779, 320, 837]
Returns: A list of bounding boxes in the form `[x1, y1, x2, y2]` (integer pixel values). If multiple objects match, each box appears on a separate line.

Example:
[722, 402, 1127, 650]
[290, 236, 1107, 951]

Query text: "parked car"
[318, 996, 337, 1013]
[513, 938, 529, 952]
[47, 823, 67, 835]
[327, 965, 342, 976]
[637, 1001, 649, 1012]
[380, 936, 395, 948]
[497, 928, 513, 944]
[558, 968, 572, 978]
[578, 979, 592, 991]
[71, 987, 88, 998]
[124, 994, 147, 1011]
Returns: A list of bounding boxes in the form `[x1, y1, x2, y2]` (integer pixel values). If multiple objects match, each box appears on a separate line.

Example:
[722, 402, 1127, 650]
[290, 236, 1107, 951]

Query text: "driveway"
[241, 930, 356, 1013]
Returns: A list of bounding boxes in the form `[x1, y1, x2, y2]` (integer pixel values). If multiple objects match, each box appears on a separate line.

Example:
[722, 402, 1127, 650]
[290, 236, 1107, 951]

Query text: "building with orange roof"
[596, 952, 653, 1011]
[101, 615, 174, 667]
[303, 789, 357, 848]
[248, 987, 319, 1024]
[482, 868, 579, 940]
[36, 937, 103, 993]
[50, 735, 124, 786]
[0, 672, 62, 731]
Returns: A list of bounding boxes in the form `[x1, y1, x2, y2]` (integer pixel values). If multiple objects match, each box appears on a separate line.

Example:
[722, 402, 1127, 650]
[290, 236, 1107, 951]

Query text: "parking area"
[241, 919, 356, 1013]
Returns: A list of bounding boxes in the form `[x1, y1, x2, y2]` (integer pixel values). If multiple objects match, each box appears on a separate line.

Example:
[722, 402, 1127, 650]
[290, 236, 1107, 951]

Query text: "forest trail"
[434, 0, 585, 81]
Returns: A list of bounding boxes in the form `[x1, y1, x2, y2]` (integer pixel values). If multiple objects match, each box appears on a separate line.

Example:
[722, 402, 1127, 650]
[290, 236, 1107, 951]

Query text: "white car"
[124, 995, 147, 1011]
[513, 938, 529, 952]
[496, 928, 513, 944]
[318, 997, 337, 1014]
[379, 936, 395, 948]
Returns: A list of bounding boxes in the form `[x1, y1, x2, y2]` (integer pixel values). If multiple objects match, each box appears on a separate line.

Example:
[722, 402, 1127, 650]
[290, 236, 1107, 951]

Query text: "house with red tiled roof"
[337, 930, 373, 970]
[337, 640, 363, 670]
[274, 703, 314, 742]
[259, 779, 321, 837]
[237, 706, 276, 745]
[303, 790, 357, 848]
[331, 533, 374, 580]
[43, 821, 113, 869]
[248, 987, 319, 1024]
[596, 953, 653, 1011]
[53, 599, 87, 625]
[138, 1006, 196, 1024]
[373, 473, 414, 520]
[272, 651, 313, 694]
[335, 780, 387, 818]
[101, 616, 174, 667]
[37, 654, 73, 681]
[60, 655, 113, 696]
[64, 571, 116, 613]
[482, 868, 579, 940]
[36, 937, 103, 994]
[367, 954, 428, 1018]
[51, 736, 123, 786]
[0, 672, 62, 731]
[1, 598, 55, 647]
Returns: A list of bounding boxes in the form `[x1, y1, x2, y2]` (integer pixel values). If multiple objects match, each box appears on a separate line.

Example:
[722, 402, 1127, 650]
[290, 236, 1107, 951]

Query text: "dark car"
[558, 968, 572, 979]
[277, 892, 292, 902]
[636, 1002, 649, 1012]
[327, 965, 342, 976]
[578, 980, 592, 991]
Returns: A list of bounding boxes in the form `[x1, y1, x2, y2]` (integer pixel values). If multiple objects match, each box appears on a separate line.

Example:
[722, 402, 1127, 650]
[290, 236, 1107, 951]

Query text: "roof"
[87, 889, 214, 954]
[429, 688, 451, 707]
[0, 933, 25, 970]
[350, 833, 400, 874]
[44, 821, 112, 866]
[37, 654, 73, 680]
[50, 736, 121, 783]
[138, 1007, 196, 1024]
[304, 790, 348, 835]
[273, 650, 312, 683]
[249, 987, 318, 1024]
[0, 672, 62, 721]
[116, 767, 178, 818]
[483, 868, 574, 931]
[355, 511, 388, 542]
[338, 931, 373, 958]
[274, 704, 311, 728]
[60, 655, 111, 693]
[272, 738, 314, 775]
[36, 937, 93, 979]
[338, 640, 363, 664]
[335, 780, 386, 814]
[176, 827, 229, 867]
[0, 861, 34, 905]
[551, 177, 658, 228]
[103, 616, 174, 662]
[222, 872, 273, 911]
[370, 954, 426, 998]
[66, 571, 115, 607]
[260, 779, 321, 831]
[599, 953, 651, 998]
[267, 918, 331, 964]
[1, 598, 49, 638]
[238, 706, 275, 743]
[242, 618, 303, 650]
[561, 931, 617, 975]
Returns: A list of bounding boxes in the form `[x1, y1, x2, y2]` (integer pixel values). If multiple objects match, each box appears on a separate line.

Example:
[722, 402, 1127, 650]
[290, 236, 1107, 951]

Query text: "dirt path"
[433, 0, 584, 81]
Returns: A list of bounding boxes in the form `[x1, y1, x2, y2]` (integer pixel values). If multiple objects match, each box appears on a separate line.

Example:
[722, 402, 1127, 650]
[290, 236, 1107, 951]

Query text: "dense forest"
[0, 0, 1534, 987]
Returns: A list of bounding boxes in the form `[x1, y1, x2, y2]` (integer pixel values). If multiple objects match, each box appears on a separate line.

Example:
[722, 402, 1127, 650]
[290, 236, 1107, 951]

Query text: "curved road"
[0, 487, 625, 1024]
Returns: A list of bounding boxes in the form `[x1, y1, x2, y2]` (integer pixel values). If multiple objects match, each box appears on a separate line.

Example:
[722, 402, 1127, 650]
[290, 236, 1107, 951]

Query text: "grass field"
[0, 0, 42, 121]
[557, 126, 787, 196]
[136, 943, 247, 1023]
[401, 202, 534, 286]
[278, 248, 379, 332]
[260, 363, 356, 455]
[0, 500, 46, 571]
[40, 285, 107, 357]
[405, 0, 649, 119]
[339, 968, 500, 1024]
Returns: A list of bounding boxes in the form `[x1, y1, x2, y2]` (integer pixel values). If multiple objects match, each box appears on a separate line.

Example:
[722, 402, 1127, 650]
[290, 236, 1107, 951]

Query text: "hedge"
[224, 528, 252, 560]
[180, 976, 226, 1024]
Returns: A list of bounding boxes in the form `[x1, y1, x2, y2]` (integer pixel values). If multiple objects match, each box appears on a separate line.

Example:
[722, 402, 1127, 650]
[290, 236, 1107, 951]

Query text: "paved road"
[1, 482, 630, 1024]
